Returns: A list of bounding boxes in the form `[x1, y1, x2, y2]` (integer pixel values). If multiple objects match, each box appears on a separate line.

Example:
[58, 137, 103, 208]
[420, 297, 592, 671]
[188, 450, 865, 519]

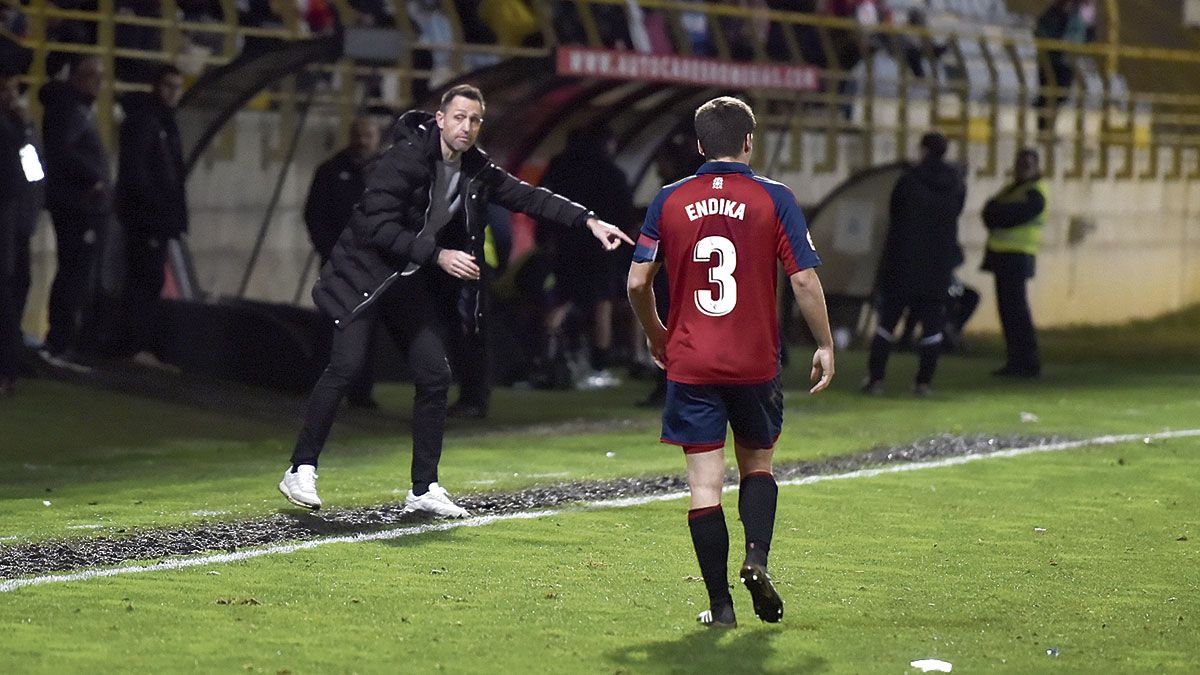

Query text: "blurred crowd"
[0, 0, 1071, 398]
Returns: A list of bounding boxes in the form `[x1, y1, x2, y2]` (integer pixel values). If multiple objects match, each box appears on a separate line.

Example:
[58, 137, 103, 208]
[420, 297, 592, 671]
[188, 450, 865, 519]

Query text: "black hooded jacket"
[38, 80, 111, 214]
[304, 147, 367, 263]
[116, 91, 188, 240]
[878, 158, 966, 295]
[313, 110, 592, 328]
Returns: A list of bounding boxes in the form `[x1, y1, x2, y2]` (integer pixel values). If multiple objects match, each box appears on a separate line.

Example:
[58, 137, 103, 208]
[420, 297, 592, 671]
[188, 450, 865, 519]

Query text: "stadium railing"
[4, 0, 1200, 181]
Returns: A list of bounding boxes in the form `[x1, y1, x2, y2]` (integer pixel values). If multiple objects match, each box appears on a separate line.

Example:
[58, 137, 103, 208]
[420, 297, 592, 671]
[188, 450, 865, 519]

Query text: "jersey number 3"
[693, 236, 737, 316]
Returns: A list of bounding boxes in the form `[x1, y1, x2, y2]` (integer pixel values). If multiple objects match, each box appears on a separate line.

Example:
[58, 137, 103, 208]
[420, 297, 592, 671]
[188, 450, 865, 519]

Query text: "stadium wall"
[22, 107, 1200, 340]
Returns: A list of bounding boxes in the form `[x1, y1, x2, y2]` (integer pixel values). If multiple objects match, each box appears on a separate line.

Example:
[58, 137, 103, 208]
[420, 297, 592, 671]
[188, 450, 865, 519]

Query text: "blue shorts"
[661, 377, 783, 453]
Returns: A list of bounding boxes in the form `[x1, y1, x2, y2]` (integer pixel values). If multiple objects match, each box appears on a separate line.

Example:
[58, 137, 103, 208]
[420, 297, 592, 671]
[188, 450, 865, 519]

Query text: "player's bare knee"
[734, 444, 774, 477]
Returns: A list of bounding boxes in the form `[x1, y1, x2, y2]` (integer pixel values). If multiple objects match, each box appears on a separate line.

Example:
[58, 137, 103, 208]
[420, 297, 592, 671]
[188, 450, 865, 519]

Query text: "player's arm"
[627, 188, 669, 367]
[627, 260, 666, 368]
[768, 181, 834, 394]
[790, 267, 835, 394]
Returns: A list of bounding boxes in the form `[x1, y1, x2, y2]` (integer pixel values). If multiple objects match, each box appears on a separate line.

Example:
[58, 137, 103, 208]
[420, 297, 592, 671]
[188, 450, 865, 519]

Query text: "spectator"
[478, 0, 540, 47]
[723, 0, 769, 61]
[981, 148, 1046, 378]
[305, 117, 380, 267]
[303, 116, 381, 408]
[45, 1, 97, 79]
[112, 65, 187, 363]
[1033, 0, 1095, 131]
[38, 55, 110, 371]
[1, 3, 33, 75]
[114, 0, 163, 83]
[765, 0, 824, 66]
[408, 0, 454, 87]
[0, 64, 44, 394]
[350, 0, 392, 26]
[539, 125, 635, 383]
[304, 0, 337, 34]
[862, 132, 965, 397]
[178, 0, 227, 56]
[680, 0, 716, 56]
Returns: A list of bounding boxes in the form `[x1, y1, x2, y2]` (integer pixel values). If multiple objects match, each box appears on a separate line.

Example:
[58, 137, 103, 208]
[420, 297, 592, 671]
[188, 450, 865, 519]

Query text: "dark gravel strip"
[0, 433, 1070, 579]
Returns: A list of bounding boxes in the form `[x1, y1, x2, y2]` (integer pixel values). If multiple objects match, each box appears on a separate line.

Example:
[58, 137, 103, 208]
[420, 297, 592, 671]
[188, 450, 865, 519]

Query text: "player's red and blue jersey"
[633, 161, 820, 385]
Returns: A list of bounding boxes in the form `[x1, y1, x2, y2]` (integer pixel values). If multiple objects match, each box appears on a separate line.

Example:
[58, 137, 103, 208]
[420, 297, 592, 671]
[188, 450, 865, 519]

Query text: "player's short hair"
[694, 97, 755, 160]
[440, 84, 485, 111]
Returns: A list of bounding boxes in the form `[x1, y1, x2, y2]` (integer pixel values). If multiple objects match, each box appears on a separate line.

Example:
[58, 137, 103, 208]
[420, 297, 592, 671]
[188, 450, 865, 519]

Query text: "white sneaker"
[37, 349, 93, 374]
[404, 482, 468, 518]
[278, 465, 321, 510]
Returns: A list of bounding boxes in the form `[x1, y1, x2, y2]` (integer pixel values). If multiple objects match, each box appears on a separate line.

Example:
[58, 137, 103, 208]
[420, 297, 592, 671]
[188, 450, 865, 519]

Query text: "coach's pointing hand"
[436, 249, 481, 280]
[587, 217, 634, 251]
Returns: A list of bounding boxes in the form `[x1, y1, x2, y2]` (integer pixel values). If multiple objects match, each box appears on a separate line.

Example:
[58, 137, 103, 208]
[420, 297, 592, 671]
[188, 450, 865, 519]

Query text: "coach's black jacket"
[313, 110, 592, 329]
[878, 157, 966, 296]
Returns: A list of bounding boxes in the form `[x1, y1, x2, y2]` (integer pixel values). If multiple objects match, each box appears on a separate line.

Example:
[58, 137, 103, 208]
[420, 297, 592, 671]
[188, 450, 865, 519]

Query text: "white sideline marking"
[3, 429, 1198, 593]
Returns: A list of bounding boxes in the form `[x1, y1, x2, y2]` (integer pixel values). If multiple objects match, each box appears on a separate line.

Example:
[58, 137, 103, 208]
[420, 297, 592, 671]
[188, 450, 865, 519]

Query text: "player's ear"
[696, 138, 705, 157]
[744, 133, 753, 155]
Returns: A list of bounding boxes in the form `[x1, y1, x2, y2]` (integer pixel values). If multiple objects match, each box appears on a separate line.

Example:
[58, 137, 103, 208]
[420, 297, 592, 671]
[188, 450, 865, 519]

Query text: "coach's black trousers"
[868, 289, 947, 386]
[291, 271, 453, 488]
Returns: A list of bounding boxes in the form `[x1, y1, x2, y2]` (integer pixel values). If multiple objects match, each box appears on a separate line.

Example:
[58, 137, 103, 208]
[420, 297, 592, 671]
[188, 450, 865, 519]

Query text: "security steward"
[981, 148, 1046, 378]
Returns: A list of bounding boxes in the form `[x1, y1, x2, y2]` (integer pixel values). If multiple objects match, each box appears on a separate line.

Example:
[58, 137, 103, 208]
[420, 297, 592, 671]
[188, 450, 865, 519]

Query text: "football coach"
[279, 84, 632, 516]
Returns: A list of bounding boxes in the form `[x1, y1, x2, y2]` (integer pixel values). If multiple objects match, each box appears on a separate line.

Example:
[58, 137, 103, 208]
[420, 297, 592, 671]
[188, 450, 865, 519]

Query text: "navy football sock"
[688, 505, 732, 609]
[739, 472, 778, 568]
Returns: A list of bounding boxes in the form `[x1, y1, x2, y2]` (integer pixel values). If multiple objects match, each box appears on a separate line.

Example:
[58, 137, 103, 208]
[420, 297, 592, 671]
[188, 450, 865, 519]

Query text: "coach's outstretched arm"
[486, 165, 633, 250]
[790, 267, 835, 394]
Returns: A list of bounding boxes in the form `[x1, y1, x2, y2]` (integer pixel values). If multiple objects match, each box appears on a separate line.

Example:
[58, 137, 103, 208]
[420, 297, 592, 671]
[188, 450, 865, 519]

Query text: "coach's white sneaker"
[404, 483, 468, 518]
[279, 465, 321, 510]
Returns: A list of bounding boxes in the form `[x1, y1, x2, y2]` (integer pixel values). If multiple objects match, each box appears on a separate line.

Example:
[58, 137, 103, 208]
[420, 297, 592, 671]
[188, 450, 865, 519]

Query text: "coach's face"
[436, 96, 484, 154]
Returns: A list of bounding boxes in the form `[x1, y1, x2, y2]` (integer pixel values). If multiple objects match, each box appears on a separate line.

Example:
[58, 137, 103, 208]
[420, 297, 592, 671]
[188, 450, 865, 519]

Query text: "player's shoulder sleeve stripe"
[635, 177, 695, 263]
[750, 175, 821, 273]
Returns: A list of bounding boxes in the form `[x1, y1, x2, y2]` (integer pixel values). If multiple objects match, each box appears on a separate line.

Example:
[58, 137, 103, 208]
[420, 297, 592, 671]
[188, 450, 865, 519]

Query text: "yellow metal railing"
[5, 0, 1200, 180]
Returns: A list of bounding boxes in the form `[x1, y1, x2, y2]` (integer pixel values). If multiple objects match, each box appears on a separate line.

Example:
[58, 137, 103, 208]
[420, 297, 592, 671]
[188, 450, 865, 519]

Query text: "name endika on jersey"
[684, 197, 746, 222]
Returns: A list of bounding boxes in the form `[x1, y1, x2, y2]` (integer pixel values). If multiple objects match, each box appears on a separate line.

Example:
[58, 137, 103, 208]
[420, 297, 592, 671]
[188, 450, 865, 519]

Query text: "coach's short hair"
[440, 84, 485, 111]
[694, 97, 755, 160]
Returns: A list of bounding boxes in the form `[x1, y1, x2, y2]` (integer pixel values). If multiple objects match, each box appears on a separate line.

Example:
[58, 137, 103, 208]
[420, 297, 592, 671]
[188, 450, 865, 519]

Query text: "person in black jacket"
[278, 84, 631, 515]
[112, 64, 186, 361]
[864, 132, 965, 397]
[539, 125, 635, 380]
[304, 116, 381, 266]
[303, 115, 381, 408]
[0, 65, 45, 394]
[38, 55, 109, 370]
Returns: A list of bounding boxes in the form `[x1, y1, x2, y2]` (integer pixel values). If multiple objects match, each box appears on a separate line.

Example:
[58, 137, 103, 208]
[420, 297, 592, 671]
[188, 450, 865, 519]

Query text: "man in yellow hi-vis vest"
[981, 148, 1046, 377]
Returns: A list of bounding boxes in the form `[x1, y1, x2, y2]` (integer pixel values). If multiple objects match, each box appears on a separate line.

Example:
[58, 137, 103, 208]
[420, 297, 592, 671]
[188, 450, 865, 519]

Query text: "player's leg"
[686, 447, 735, 627]
[728, 377, 785, 623]
[662, 380, 736, 627]
[865, 291, 907, 394]
[281, 307, 377, 509]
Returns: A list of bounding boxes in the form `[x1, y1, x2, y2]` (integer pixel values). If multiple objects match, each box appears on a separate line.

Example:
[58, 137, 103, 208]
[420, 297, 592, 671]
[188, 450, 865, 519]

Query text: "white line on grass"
[3, 429, 1198, 593]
